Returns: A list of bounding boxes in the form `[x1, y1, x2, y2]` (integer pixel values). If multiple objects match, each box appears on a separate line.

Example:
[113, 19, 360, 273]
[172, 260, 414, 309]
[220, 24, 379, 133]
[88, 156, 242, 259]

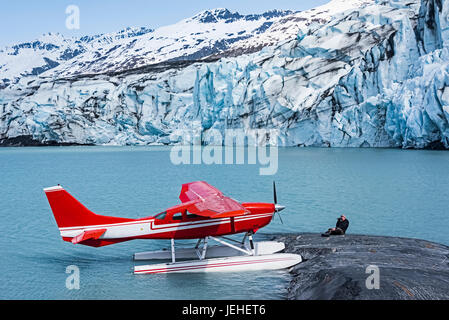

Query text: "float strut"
[242, 232, 248, 245]
[248, 234, 255, 255]
[200, 237, 209, 260]
[171, 238, 176, 263]
[195, 238, 202, 249]
[209, 236, 252, 255]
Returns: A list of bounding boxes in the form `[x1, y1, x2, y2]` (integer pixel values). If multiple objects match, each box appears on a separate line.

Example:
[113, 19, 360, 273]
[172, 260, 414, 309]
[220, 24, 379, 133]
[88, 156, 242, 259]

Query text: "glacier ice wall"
[0, 0, 448, 148]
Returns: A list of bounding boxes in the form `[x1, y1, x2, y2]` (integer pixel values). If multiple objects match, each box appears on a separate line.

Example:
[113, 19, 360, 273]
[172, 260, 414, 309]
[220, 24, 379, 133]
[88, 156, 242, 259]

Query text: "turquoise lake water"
[0, 146, 448, 299]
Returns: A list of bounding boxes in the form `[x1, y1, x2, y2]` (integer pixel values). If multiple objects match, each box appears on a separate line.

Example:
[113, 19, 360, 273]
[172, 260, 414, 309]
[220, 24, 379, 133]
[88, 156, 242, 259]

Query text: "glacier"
[0, 0, 448, 148]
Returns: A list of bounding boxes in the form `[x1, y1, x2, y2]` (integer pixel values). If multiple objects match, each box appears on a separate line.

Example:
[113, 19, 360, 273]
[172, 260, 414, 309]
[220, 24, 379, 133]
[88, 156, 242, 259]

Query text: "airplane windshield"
[154, 211, 167, 220]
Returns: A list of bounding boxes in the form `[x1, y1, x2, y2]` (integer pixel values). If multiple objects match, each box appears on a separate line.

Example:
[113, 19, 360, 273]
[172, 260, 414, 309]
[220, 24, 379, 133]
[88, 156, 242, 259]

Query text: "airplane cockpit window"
[186, 212, 201, 219]
[154, 211, 167, 220]
[172, 212, 183, 220]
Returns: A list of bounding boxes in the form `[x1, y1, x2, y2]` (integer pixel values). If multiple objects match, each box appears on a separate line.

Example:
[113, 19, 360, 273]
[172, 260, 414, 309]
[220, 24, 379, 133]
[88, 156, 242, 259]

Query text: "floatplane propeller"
[273, 181, 285, 224]
[43, 181, 301, 274]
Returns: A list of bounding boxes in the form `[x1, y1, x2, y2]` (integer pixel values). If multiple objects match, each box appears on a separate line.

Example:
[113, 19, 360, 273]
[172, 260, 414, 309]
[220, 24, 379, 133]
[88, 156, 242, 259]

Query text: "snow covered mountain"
[0, 0, 448, 149]
[0, 9, 293, 85]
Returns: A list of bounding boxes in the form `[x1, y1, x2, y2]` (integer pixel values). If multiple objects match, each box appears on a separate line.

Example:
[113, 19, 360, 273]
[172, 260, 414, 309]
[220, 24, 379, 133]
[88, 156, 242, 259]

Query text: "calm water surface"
[0, 147, 448, 299]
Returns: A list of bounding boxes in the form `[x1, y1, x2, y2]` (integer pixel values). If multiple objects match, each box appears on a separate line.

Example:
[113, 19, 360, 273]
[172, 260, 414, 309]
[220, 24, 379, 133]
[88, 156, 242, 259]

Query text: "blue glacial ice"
[0, 0, 448, 148]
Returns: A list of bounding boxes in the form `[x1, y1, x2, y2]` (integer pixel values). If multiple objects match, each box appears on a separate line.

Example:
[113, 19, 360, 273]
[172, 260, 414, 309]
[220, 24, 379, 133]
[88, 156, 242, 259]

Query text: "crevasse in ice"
[0, 0, 448, 148]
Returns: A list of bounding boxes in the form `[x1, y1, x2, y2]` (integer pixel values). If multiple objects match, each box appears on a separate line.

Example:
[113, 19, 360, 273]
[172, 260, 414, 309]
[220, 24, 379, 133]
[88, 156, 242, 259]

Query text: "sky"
[0, 0, 329, 47]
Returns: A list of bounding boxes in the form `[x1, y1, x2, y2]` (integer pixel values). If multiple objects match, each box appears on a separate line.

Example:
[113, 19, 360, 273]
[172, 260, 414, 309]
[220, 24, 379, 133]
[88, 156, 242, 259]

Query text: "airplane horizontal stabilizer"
[71, 229, 107, 244]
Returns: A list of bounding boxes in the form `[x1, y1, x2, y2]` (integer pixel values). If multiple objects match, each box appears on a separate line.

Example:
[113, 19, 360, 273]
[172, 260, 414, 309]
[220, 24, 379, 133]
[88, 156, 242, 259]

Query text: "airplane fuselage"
[59, 203, 275, 247]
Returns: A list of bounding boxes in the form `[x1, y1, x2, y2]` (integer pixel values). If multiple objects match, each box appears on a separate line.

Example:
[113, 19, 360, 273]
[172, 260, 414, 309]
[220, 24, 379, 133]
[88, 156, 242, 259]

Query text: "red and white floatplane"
[44, 181, 301, 274]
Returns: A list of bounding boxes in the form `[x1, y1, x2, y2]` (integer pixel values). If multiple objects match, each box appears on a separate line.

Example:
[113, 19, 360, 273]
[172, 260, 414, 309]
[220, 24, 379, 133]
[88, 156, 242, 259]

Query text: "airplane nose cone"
[275, 204, 286, 212]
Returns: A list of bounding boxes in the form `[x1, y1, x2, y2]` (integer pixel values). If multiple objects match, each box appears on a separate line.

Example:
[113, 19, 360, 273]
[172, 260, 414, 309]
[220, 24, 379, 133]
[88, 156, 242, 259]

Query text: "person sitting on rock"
[322, 215, 349, 237]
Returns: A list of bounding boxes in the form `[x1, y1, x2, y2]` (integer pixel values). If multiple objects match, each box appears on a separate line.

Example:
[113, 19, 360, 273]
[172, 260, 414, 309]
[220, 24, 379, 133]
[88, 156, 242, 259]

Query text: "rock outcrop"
[274, 233, 449, 299]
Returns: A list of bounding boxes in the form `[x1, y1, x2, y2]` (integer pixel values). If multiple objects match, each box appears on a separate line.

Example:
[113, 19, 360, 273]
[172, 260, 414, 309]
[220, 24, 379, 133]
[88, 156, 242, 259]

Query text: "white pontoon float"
[134, 233, 301, 274]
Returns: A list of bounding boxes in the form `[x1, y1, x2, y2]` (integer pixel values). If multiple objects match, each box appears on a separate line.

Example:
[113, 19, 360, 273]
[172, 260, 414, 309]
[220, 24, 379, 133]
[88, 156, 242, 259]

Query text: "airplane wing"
[179, 181, 249, 218]
[71, 229, 107, 244]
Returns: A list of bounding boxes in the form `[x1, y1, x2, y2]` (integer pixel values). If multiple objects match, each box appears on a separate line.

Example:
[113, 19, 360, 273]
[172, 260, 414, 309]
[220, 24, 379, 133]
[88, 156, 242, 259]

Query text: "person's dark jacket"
[336, 218, 349, 233]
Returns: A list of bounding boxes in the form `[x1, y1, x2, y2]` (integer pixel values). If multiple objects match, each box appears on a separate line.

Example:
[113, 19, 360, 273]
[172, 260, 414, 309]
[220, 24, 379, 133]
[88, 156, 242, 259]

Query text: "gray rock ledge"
[272, 233, 449, 300]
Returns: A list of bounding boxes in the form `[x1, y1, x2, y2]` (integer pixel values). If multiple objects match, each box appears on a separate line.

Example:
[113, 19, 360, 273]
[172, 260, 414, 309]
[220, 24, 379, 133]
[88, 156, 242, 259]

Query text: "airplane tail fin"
[43, 185, 132, 229]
